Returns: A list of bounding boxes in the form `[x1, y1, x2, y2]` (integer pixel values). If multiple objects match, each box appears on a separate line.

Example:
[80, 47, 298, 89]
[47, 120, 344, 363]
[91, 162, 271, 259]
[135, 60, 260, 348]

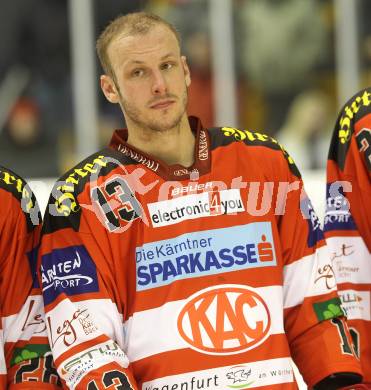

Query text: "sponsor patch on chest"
[136, 222, 277, 291]
[148, 189, 244, 227]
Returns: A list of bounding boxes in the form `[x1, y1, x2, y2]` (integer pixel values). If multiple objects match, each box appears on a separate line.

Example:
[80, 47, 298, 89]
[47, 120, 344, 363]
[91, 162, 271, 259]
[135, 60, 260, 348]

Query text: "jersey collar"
[109, 116, 211, 180]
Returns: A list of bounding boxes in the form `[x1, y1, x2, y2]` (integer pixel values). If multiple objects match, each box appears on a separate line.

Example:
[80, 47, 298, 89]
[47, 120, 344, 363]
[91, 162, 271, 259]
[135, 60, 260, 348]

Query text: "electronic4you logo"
[177, 285, 271, 355]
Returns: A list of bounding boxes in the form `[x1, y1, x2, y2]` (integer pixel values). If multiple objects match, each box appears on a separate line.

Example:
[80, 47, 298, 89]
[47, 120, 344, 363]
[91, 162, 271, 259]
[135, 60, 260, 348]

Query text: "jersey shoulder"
[0, 165, 31, 201]
[46, 149, 111, 217]
[208, 126, 301, 178]
[328, 88, 371, 170]
[0, 165, 40, 230]
[53, 145, 140, 200]
[44, 147, 129, 234]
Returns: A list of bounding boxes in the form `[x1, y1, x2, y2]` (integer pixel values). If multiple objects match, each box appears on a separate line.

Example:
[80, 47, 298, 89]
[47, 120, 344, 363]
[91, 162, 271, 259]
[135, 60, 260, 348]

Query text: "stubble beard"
[121, 88, 188, 134]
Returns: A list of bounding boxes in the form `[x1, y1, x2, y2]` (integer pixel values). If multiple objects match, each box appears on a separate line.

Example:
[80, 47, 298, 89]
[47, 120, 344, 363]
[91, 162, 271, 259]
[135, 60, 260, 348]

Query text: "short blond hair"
[96, 12, 181, 77]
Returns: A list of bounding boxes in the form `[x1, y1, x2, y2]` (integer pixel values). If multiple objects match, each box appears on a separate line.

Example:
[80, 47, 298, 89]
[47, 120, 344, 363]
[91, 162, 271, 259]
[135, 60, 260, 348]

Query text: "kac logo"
[177, 285, 271, 355]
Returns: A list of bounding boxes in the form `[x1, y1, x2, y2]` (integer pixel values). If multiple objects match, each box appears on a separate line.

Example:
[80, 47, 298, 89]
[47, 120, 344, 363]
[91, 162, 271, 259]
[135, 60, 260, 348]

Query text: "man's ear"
[100, 75, 120, 103]
[181, 56, 191, 87]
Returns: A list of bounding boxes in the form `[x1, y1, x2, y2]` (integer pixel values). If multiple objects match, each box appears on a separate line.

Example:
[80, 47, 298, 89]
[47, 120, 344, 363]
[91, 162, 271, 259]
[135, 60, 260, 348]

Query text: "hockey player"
[0, 165, 61, 388]
[324, 88, 371, 381]
[39, 12, 365, 389]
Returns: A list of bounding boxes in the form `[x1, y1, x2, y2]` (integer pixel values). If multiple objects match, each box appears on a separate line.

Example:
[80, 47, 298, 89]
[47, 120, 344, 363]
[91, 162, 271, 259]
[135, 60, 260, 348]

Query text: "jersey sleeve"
[275, 154, 362, 387]
[39, 176, 138, 389]
[324, 88, 371, 381]
[0, 172, 61, 388]
[325, 87, 371, 249]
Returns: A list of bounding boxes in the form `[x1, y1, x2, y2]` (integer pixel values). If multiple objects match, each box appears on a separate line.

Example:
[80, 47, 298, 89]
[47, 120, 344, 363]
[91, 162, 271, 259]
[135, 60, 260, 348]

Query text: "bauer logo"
[136, 222, 276, 291]
[41, 245, 99, 305]
[177, 284, 271, 355]
[147, 189, 244, 227]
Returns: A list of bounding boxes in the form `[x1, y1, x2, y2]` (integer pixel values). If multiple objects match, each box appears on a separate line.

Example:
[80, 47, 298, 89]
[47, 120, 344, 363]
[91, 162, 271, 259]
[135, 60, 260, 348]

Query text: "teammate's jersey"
[324, 88, 371, 381]
[0, 166, 61, 388]
[40, 117, 361, 389]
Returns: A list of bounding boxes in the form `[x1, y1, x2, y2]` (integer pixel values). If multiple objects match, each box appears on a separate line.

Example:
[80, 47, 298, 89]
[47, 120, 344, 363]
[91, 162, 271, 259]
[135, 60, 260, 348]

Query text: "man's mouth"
[149, 100, 175, 109]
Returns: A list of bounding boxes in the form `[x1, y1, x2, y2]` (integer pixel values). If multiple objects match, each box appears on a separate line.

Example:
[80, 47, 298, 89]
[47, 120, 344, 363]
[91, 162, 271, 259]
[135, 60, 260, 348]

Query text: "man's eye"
[161, 62, 173, 70]
[132, 69, 144, 77]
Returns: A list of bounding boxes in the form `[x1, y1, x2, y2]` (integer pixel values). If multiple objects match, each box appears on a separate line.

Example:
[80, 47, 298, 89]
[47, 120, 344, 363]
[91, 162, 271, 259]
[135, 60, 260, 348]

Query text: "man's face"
[101, 24, 191, 133]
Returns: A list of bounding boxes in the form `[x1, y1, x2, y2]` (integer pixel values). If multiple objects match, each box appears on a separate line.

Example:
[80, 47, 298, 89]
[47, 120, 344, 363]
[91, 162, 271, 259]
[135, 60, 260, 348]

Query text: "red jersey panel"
[324, 88, 371, 381]
[0, 166, 61, 388]
[40, 118, 361, 389]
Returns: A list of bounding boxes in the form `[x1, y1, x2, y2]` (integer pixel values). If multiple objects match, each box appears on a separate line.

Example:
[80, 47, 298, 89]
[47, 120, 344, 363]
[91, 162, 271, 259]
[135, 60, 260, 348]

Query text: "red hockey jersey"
[0, 166, 61, 388]
[324, 88, 371, 381]
[40, 118, 362, 389]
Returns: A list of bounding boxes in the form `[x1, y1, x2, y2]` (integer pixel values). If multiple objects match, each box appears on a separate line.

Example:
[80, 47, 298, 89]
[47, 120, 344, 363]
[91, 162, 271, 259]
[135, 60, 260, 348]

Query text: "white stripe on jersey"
[283, 246, 337, 309]
[125, 285, 285, 363]
[59, 339, 129, 389]
[46, 298, 124, 360]
[326, 236, 371, 284]
[338, 289, 371, 320]
[2, 295, 47, 342]
[142, 357, 294, 389]
[0, 330, 6, 375]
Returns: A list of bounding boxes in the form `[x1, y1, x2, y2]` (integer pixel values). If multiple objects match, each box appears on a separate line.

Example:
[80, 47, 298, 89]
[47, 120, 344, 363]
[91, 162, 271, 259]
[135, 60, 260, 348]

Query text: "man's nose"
[151, 70, 167, 95]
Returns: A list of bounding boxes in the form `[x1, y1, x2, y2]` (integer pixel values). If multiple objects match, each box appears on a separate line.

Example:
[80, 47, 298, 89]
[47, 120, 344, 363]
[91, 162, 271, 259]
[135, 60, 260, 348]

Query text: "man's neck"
[126, 115, 196, 167]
